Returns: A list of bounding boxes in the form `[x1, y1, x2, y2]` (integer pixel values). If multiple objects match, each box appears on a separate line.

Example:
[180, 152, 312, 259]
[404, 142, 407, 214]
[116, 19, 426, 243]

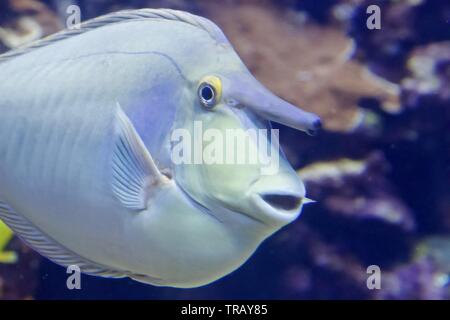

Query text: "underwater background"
[0, 0, 449, 299]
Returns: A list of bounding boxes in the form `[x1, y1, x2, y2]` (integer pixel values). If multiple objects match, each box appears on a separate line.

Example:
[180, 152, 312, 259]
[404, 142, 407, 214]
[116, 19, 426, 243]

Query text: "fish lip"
[250, 192, 304, 226]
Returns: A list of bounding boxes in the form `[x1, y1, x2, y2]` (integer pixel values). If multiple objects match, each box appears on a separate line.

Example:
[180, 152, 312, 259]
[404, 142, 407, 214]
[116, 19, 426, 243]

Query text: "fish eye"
[198, 83, 216, 108]
[198, 76, 222, 110]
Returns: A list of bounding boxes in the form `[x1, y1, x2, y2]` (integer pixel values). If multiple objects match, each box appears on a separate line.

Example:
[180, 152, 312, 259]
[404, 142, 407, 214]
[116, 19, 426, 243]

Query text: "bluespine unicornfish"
[0, 9, 321, 287]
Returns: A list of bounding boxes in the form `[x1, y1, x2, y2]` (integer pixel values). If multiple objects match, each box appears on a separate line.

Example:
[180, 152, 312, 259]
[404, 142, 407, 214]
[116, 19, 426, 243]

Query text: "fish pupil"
[201, 86, 214, 102]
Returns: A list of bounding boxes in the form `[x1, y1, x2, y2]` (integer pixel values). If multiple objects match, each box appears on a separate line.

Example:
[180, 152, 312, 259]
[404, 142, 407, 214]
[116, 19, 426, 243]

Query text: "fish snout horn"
[307, 118, 322, 136]
[257, 94, 322, 136]
[227, 74, 322, 135]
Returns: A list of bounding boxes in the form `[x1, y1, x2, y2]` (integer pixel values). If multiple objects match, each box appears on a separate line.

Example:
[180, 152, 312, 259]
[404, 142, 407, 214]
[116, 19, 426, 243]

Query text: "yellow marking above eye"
[199, 75, 222, 103]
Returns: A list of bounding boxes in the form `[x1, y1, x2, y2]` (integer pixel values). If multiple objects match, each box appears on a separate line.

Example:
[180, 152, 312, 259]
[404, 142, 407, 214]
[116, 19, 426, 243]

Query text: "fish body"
[0, 9, 320, 287]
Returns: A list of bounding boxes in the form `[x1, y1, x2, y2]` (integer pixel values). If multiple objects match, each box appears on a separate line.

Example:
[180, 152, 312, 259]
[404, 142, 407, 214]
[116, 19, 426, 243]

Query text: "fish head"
[171, 42, 321, 230]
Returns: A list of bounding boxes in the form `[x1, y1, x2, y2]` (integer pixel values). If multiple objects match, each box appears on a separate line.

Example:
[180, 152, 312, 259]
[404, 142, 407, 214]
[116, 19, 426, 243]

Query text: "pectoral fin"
[112, 103, 168, 211]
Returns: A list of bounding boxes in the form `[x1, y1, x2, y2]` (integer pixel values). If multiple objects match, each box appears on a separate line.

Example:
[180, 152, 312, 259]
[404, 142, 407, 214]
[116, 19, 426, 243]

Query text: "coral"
[402, 42, 450, 108]
[350, 0, 450, 82]
[298, 152, 415, 230]
[203, 2, 399, 133]
[374, 258, 448, 300]
[0, 0, 61, 49]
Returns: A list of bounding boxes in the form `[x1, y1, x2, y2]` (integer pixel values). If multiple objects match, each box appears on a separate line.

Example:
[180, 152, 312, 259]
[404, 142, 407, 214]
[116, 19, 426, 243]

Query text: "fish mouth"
[250, 192, 306, 225]
[260, 194, 303, 211]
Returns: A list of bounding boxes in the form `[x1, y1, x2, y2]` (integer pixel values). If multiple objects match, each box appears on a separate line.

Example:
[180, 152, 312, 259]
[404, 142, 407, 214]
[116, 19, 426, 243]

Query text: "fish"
[0, 9, 321, 288]
[0, 219, 17, 264]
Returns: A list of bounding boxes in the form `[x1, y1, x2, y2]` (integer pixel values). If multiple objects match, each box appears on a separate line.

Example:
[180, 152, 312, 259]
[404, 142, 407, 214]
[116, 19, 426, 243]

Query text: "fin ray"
[112, 103, 167, 211]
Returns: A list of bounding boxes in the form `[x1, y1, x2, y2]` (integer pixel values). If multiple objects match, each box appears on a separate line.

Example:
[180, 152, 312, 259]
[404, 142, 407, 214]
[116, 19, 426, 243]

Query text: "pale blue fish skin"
[0, 9, 320, 288]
